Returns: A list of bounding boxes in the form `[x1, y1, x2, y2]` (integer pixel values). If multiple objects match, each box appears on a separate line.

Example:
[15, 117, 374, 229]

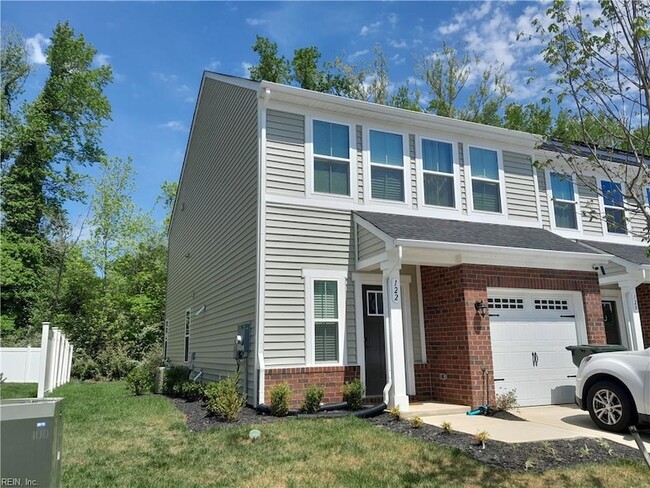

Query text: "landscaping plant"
[475, 431, 490, 449]
[341, 378, 364, 410]
[441, 421, 453, 433]
[163, 366, 190, 397]
[387, 406, 401, 419]
[181, 381, 205, 402]
[125, 367, 153, 396]
[493, 389, 518, 412]
[301, 385, 324, 414]
[269, 382, 292, 417]
[205, 373, 246, 422]
[409, 416, 424, 429]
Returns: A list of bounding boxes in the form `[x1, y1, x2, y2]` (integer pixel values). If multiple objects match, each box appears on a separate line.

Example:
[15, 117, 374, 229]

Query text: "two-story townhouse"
[165, 72, 649, 411]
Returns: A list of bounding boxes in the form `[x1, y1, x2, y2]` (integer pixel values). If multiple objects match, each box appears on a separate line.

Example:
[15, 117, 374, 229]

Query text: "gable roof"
[355, 211, 603, 255]
[578, 240, 650, 266]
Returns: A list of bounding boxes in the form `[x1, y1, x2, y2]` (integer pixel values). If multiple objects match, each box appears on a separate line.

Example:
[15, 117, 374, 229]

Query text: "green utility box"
[0, 397, 64, 488]
[566, 344, 627, 367]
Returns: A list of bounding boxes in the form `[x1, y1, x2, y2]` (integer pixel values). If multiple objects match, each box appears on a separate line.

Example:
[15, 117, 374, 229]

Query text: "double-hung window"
[184, 310, 191, 362]
[303, 270, 346, 365]
[370, 130, 404, 202]
[313, 120, 350, 196]
[550, 172, 578, 229]
[422, 139, 455, 207]
[469, 147, 501, 213]
[601, 180, 627, 234]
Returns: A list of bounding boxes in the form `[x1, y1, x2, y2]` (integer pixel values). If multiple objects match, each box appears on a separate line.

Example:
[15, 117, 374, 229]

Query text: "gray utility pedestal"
[1, 397, 64, 488]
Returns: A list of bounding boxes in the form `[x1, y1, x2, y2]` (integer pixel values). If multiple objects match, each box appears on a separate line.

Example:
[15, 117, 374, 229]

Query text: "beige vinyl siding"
[357, 125, 364, 203]
[357, 225, 385, 262]
[409, 134, 417, 208]
[537, 169, 551, 229]
[577, 177, 603, 236]
[264, 203, 353, 366]
[503, 151, 538, 222]
[166, 78, 258, 400]
[266, 110, 305, 196]
[458, 142, 468, 214]
[626, 202, 647, 237]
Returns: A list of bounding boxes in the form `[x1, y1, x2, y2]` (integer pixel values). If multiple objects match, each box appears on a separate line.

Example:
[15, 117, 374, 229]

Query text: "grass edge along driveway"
[57, 382, 646, 488]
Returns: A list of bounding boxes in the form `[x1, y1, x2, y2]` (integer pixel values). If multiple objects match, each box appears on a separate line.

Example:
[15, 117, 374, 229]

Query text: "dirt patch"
[169, 397, 646, 472]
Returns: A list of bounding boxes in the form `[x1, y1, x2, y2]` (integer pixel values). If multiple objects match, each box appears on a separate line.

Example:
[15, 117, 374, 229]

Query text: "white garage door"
[489, 290, 585, 407]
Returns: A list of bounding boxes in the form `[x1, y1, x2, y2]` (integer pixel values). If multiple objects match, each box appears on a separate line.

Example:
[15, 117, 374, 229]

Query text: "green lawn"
[55, 382, 646, 487]
[0, 382, 37, 399]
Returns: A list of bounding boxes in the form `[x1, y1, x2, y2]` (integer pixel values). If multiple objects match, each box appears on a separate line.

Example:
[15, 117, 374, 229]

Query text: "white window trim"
[184, 309, 191, 363]
[415, 135, 461, 213]
[364, 126, 410, 207]
[546, 170, 583, 234]
[164, 319, 169, 359]
[306, 116, 357, 202]
[465, 144, 507, 218]
[598, 178, 630, 237]
[302, 269, 348, 366]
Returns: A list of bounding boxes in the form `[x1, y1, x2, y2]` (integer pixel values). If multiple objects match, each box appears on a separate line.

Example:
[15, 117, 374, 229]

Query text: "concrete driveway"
[419, 403, 650, 450]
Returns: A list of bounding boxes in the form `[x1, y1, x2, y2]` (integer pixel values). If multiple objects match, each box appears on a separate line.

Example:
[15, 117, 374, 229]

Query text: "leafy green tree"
[157, 180, 178, 230]
[504, 102, 554, 135]
[248, 35, 290, 83]
[388, 83, 422, 112]
[329, 45, 391, 104]
[532, 0, 649, 240]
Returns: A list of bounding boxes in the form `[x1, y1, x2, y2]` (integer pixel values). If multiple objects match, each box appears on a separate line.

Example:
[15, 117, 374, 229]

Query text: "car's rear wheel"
[586, 381, 635, 433]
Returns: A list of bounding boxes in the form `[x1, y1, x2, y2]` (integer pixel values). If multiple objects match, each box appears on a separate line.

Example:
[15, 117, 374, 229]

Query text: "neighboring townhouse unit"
[165, 72, 649, 410]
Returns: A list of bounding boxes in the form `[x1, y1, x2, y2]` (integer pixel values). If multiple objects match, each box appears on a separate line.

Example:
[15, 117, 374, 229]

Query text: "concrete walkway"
[415, 403, 650, 450]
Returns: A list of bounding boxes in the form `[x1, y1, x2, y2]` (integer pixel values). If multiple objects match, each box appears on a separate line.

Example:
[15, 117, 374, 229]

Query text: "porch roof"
[578, 240, 650, 266]
[355, 211, 603, 255]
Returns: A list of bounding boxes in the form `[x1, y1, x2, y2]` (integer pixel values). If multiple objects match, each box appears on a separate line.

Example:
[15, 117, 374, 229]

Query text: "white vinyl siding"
[266, 110, 305, 196]
[356, 125, 364, 203]
[503, 150, 538, 222]
[409, 134, 418, 208]
[264, 204, 353, 366]
[166, 78, 258, 400]
[577, 177, 603, 236]
[356, 225, 385, 262]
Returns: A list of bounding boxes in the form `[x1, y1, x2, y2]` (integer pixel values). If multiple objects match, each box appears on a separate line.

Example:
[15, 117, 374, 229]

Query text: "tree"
[504, 102, 554, 135]
[532, 0, 649, 240]
[329, 44, 391, 104]
[388, 83, 422, 112]
[419, 43, 512, 125]
[248, 35, 290, 83]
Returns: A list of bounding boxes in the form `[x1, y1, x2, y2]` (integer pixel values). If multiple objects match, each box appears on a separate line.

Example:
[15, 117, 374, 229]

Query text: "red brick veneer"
[637, 283, 650, 346]
[264, 366, 360, 408]
[414, 265, 604, 407]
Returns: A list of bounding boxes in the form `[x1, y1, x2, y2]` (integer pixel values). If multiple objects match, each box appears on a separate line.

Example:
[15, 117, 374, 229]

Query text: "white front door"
[489, 290, 586, 407]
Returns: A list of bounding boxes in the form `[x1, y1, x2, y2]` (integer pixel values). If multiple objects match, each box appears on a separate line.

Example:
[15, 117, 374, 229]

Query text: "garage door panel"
[489, 291, 581, 407]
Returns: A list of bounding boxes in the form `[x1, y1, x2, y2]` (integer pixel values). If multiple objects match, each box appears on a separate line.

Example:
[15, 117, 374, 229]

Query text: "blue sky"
[4, 1, 560, 226]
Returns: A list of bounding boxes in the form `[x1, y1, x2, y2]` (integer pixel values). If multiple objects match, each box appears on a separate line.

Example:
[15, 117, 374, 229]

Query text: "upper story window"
[601, 180, 627, 234]
[469, 146, 501, 213]
[550, 172, 578, 229]
[422, 139, 455, 208]
[313, 120, 350, 196]
[370, 130, 404, 202]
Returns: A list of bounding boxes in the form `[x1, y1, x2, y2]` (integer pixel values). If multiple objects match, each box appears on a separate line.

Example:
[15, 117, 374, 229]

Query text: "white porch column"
[381, 247, 409, 411]
[620, 281, 645, 350]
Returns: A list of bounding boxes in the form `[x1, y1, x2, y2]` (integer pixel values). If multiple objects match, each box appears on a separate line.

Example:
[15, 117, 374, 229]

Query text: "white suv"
[575, 348, 650, 432]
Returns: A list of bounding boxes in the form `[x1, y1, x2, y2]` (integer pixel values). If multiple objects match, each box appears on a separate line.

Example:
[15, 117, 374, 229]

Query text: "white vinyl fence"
[0, 322, 73, 397]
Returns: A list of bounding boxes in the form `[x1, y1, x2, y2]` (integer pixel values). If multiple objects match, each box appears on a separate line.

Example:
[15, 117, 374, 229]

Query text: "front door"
[363, 285, 386, 396]
[602, 300, 622, 345]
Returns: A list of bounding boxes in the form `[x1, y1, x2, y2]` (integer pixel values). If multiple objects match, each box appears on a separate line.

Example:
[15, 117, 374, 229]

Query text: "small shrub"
[441, 421, 453, 433]
[125, 367, 153, 396]
[181, 381, 205, 402]
[341, 379, 364, 411]
[97, 345, 138, 380]
[205, 374, 246, 422]
[387, 406, 401, 419]
[140, 344, 164, 376]
[474, 430, 490, 449]
[163, 366, 190, 397]
[269, 382, 292, 417]
[493, 389, 518, 412]
[579, 444, 591, 458]
[524, 458, 537, 471]
[71, 349, 101, 380]
[301, 385, 324, 414]
[409, 416, 423, 429]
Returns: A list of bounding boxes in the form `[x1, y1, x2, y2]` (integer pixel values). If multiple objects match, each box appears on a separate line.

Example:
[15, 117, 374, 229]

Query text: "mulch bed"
[169, 397, 646, 472]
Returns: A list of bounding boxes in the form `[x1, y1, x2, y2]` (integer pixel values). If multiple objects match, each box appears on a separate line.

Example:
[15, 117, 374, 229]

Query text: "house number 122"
[392, 279, 399, 303]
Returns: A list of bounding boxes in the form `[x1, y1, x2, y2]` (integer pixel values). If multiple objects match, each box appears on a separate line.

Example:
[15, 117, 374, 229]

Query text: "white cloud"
[389, 39, 407, 49]
[348, 49, 369, 62]
[153, 72, 178, 83]
[387, 13, 398, 28]
[160, 121, 187, 132]
[359, 21, 381, 37]
[93, 53, 111, 67]
[246, 18, 266, 26]
[206, 59, 221, 71]
[240, 62, 253, 77]
[390, 54, 406, 65]
[25, 33, 50, 65]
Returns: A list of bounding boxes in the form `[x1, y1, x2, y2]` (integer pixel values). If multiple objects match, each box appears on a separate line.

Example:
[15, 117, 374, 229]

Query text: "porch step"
[402, 402, 469, 419]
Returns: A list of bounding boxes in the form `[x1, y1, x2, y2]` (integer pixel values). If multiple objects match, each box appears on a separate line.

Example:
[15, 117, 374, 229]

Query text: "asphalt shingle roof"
[355, 211, 603, 255]
[579, 240, 650, 265]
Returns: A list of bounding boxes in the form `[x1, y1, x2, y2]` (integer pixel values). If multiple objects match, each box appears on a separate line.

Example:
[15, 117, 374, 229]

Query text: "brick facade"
[264, 366, 360, 408]
[637, 283, 650, 346]
[414, 264, 604, 407]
